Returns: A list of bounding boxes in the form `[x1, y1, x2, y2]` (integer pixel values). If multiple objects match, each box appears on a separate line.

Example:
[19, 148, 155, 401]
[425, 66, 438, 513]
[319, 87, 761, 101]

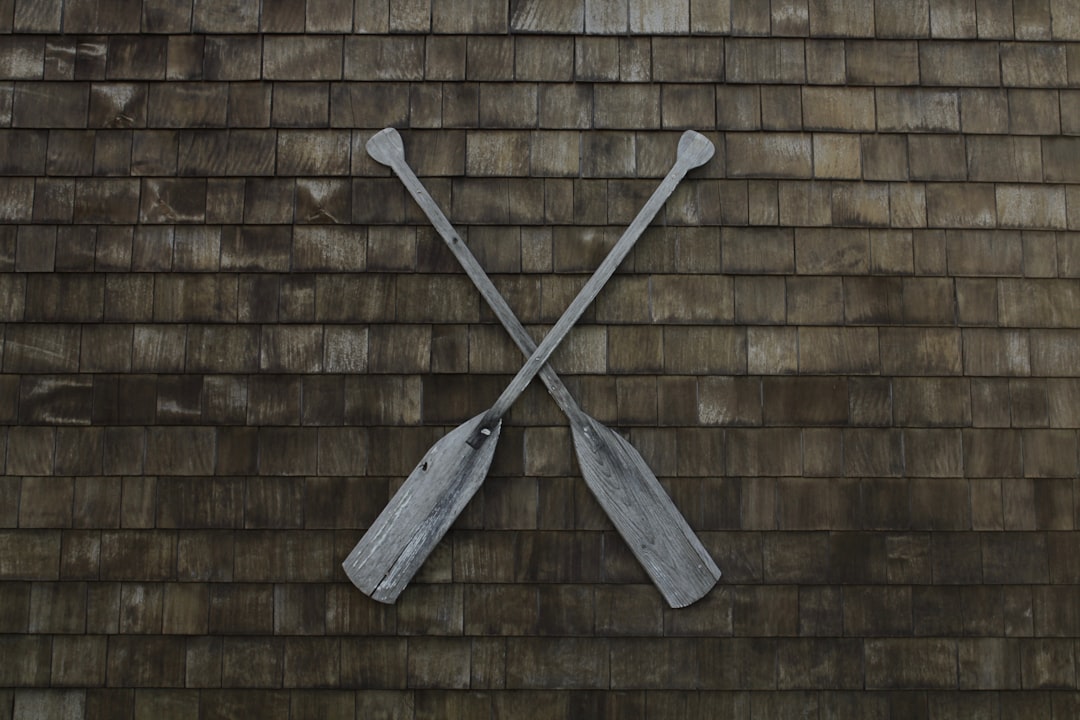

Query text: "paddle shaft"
[377, 153, 588, 421]
[353, 129, 719, 605]
[472, 151, 702, 440]
[373, 135, 720, 606]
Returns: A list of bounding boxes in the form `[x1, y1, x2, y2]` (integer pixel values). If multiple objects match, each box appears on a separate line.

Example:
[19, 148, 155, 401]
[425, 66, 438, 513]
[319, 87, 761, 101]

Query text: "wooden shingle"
[1010, 88, 1061, 135]
[432, 0, 507, 33]
[344, 36, 423, 82]
[162, 35, 201, 83]
[585, 0, 628, 33]
[971, 0, 1013, 37]
[0, 129, 45, 174]
[652, 37, 723, 82]
[728, 133, 812, 178]
[464, 36, 514, 82]
[147, 83, 227, 128]
[510, 0, 583, 32]
[762, 377, 846, 427]
[761, 86, 801, 131]
[726, 38, 805, 83]
[662, 84, 716, 129]
[746, 326, 797, 375]
[780, 180, 831, 230]
[221, 637, 284, 688]
[507, 638, 608, 689]
[997, 184, 1067, 229]
[42, 38, 75, 81]
[781, 175, 829, 223]
[270, 83, 329, 128]
[191, 0, 257, 31]
[715, 85, 760, 130]
[141, 0, 192, 31]
[808, 0, 874, 36]
[722, 427, 798, 478]
[106, 37, 165, 81]
[629, 0, 688, 33]
[1003, 42, 1068, 86]
[920, 40, 1000, 85]
[53, 429, 100, 479]
[32, 183, 74, 230]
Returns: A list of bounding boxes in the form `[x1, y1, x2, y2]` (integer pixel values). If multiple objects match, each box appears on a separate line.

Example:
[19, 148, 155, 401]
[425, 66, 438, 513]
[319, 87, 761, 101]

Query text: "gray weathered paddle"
[345, 129, 717, 604]
[358, 127, 720, 607]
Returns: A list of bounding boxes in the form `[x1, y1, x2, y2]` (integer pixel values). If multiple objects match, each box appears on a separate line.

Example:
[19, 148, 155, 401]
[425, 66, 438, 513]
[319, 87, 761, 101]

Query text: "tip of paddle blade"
[658, 559, 721, 608]
[340, 411, 503, 605]
[342, 561, 400, 605]
[370, 582, 404, 604]
[366, 127, 405, 167]
[677, 130, 715, 169]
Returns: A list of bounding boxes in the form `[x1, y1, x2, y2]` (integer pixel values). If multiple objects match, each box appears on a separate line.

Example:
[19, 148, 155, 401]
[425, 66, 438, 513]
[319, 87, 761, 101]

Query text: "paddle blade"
[571, 414, 720, 608]
[366, 127, 405, 168]
[677, 130, 715, 170]
[342, 413, 502, 603]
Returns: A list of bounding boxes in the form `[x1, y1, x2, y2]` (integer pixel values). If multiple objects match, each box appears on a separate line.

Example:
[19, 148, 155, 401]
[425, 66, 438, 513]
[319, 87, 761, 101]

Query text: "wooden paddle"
[345, 129, 718, 604]
[358, 128, 721, 607]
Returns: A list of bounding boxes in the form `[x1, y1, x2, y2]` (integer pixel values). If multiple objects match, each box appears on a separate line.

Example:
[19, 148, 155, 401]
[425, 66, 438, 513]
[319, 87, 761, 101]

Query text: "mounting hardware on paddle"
[467, 421, 496, 449]
[345, 128, 720, 606]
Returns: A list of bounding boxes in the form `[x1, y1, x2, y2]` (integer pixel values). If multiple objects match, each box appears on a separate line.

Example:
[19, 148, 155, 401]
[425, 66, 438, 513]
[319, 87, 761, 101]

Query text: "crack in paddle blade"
[342, 413, 502, 603]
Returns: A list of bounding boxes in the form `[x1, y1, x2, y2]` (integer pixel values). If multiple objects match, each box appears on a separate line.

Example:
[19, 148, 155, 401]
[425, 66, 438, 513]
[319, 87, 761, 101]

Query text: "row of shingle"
[6, 457, 1078, 530]
[1, 319, 1077, 373]
[698, 480, 1080, 533]
[4, 370, 1080, 430]
[4, 128, 1080, 184]
[4, 688, 1080, 720]
[5, 465, 1077, 531]
[4, 79, 1080, 132]
[4, 578, 1080, 638]
[2, 631, 1080, 691]
[2, 183, 1080, 235]
[3, 461, 1077, 539]
[2, 527, 1079, 586]
[4, 689, 1080, 720]
[6, 533, 1080, 605]
[2, 330, 1078, 392]
[2, 271, 1078, 320]
[10, 561, 1080, 626]
[6, 370, 1080, 429]
[4, 472, 1078, 538]
[3, 516, 1080, 580]
[7, 225, 1080, 277]
[0, 326, 1076, 398]
[2, 419, 1079, 478]
[6, 0, 1080, 38]
[4, 34, 1079, 86]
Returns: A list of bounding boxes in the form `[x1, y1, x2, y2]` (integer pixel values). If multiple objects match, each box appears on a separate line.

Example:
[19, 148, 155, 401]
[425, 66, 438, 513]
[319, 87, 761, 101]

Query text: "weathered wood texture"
[344, 412, 502, 602]
[357, 127, 718, 606]
[3, 0, 1080, 716]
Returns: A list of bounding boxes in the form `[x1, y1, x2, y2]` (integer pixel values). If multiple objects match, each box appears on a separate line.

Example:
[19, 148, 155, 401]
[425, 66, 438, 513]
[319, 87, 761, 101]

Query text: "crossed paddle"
[344, 128, 721, 608]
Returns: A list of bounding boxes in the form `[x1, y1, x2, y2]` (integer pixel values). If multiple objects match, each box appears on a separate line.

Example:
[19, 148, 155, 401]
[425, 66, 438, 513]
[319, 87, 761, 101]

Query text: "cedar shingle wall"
[2, 0, 1080, 717]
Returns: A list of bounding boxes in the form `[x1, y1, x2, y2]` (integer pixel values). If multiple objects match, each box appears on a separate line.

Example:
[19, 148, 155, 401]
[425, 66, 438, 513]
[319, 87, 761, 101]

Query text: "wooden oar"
[359, 128, 721, 607]
[345, 129, 717, 604]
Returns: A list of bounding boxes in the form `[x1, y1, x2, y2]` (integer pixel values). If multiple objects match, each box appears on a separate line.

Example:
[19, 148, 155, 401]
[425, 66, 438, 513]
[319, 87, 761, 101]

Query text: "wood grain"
[355, 128, 720, 607]
[478, 129, 715, 435]
[571, 411, 720, 607]
[342, 413, 502, 603]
